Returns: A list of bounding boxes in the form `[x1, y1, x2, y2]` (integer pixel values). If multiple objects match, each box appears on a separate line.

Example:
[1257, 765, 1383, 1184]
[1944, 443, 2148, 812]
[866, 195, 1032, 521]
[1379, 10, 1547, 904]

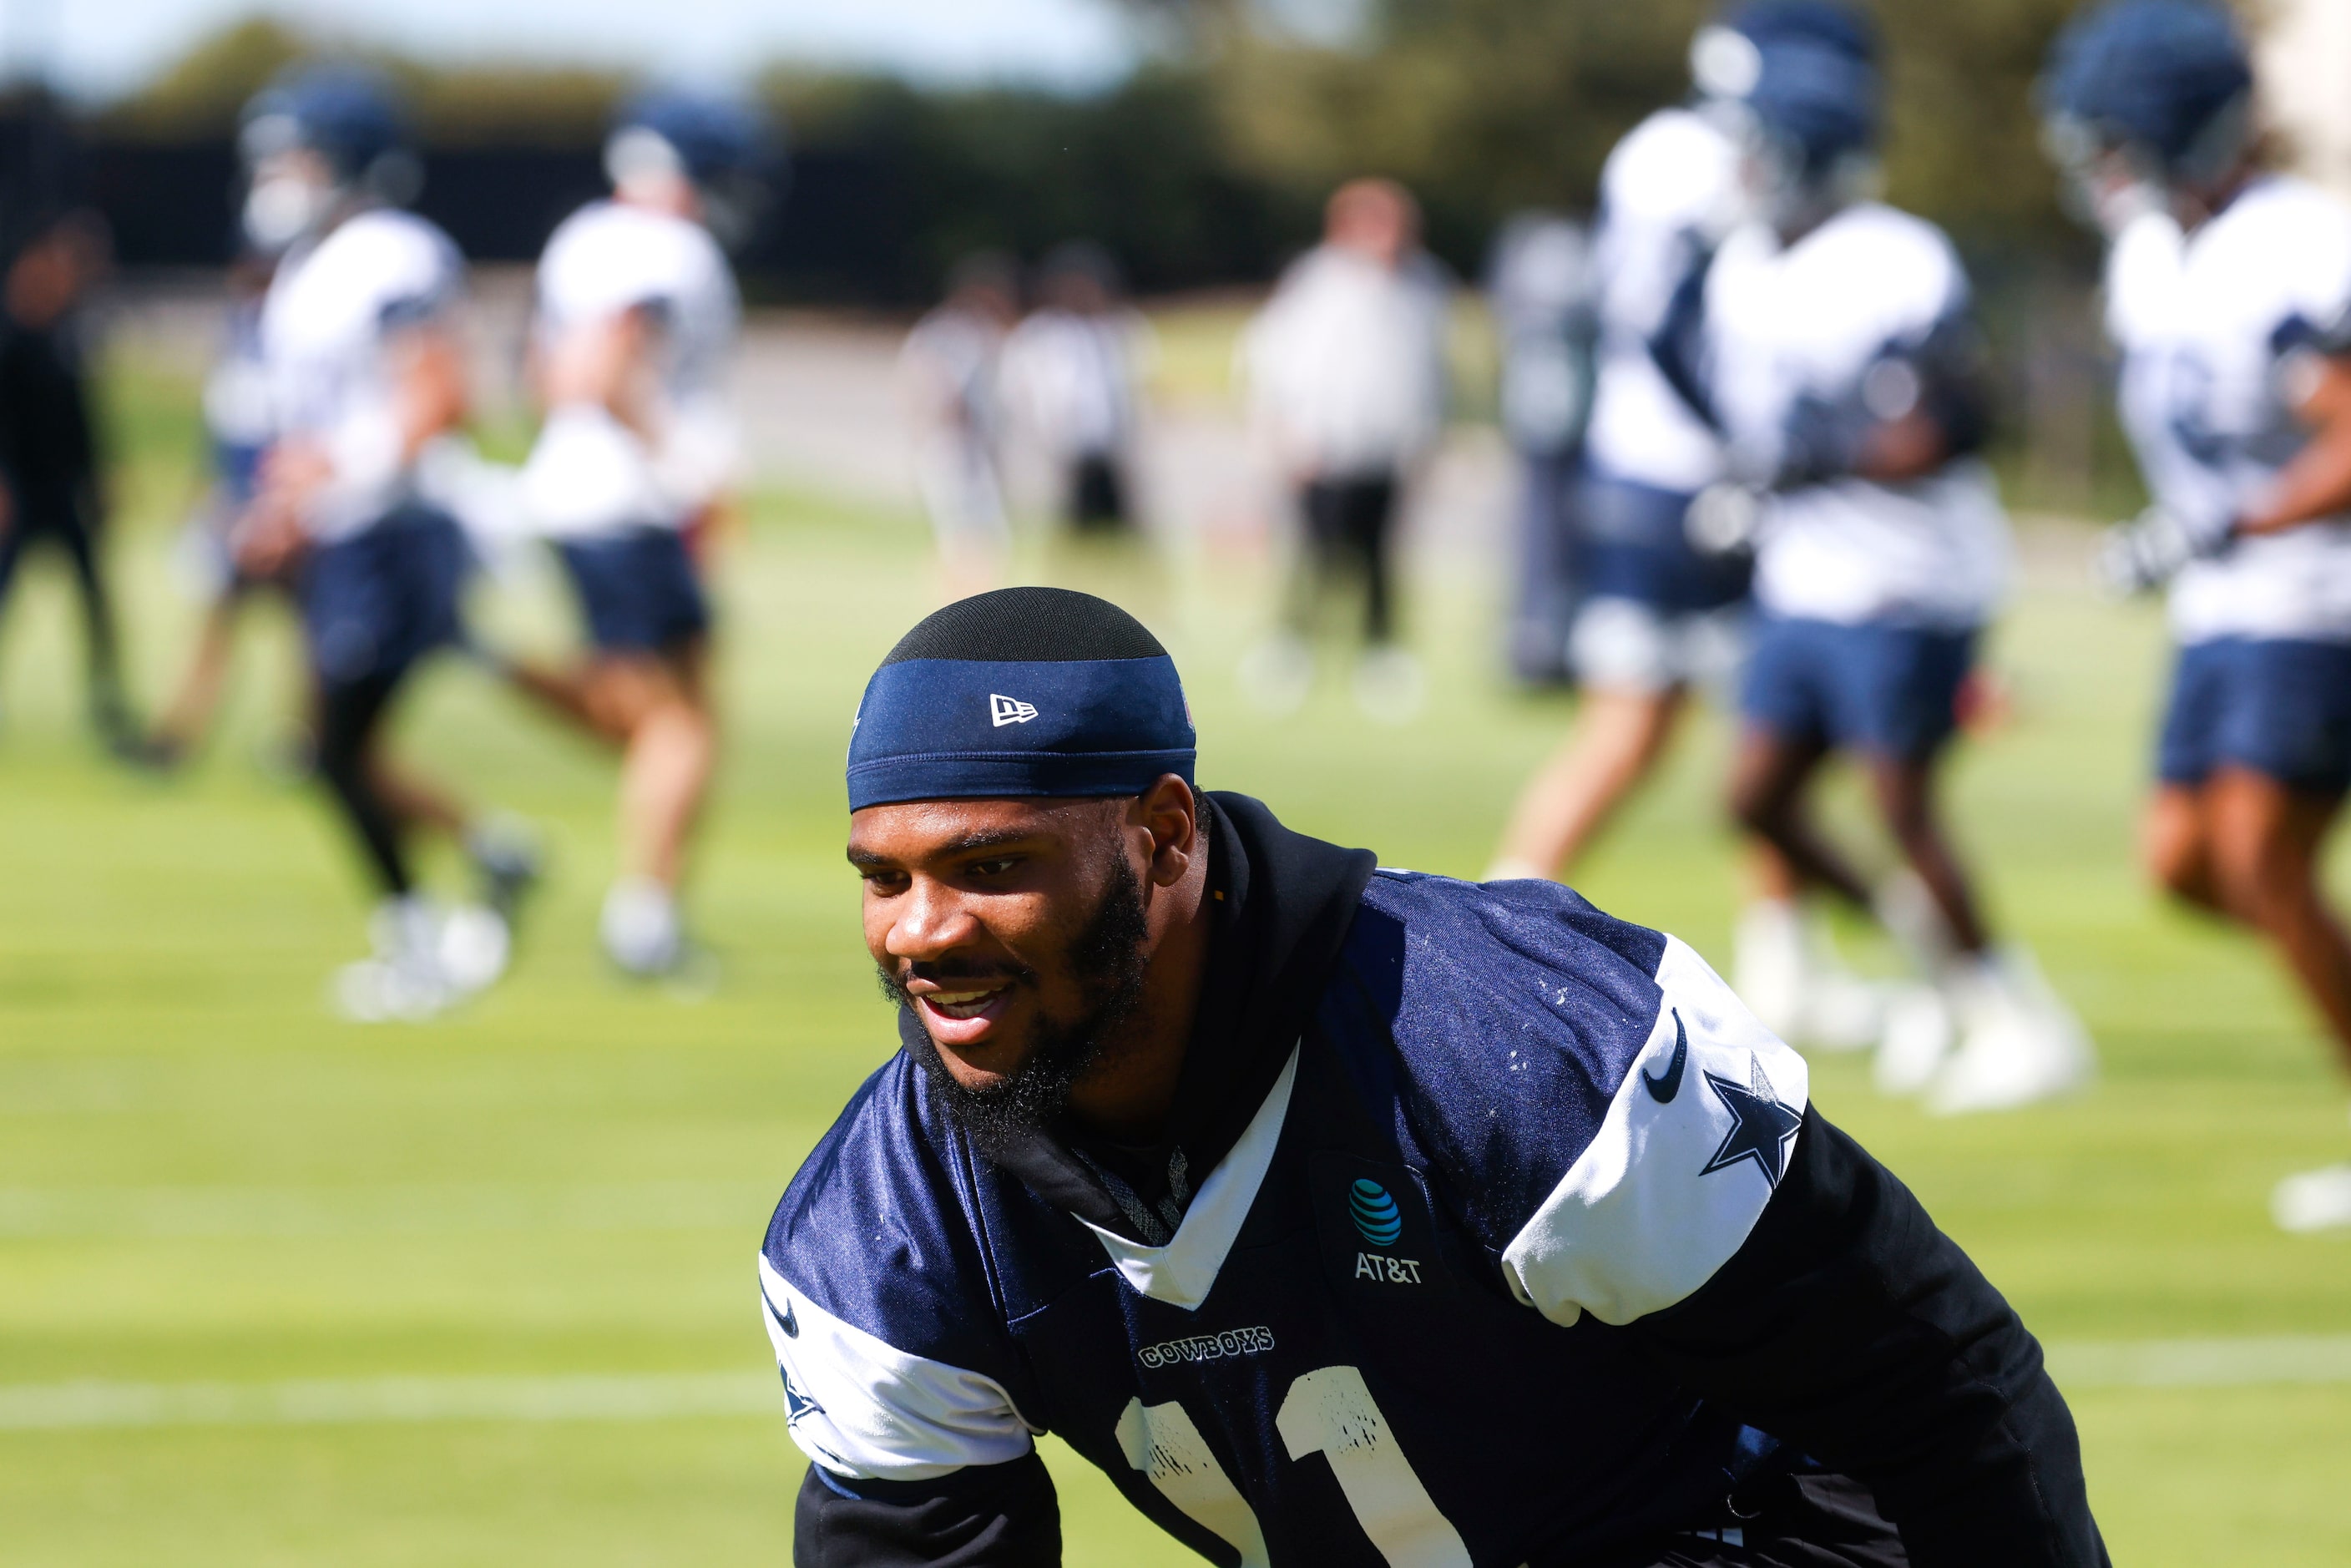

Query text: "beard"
[881, 852, 1153, 1152]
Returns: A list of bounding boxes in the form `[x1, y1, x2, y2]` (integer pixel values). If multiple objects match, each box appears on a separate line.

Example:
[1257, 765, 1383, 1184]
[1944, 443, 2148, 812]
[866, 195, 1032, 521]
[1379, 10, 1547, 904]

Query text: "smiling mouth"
[922, 985, 1009, 1021]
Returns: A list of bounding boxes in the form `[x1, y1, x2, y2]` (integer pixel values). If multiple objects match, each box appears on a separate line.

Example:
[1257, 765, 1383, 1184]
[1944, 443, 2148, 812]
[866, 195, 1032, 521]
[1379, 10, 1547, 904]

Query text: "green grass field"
[2, 354, 2348, 1565]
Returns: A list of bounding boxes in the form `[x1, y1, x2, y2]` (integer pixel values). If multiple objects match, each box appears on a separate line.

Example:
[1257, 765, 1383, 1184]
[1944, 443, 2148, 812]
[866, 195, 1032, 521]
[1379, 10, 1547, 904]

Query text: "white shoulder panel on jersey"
[537, 200, 733, 329]
[1080, 1047, 1299, 1312]
[757, 1253, 1040, 1481]
[1598, 107, 1739, 233]
[1500, 934, 1809, 1328]
[2102, 209, 2184, 350]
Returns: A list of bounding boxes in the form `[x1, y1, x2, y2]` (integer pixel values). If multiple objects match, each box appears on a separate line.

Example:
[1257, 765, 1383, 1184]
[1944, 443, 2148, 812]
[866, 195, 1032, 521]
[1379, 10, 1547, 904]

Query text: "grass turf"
[0, 354, 2347, 1565]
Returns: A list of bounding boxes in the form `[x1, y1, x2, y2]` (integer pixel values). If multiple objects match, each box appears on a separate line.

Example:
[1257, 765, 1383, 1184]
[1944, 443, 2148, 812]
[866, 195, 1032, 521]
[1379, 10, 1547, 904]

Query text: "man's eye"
[968, 857, 1019, 878]
[862, 870, 908, 893]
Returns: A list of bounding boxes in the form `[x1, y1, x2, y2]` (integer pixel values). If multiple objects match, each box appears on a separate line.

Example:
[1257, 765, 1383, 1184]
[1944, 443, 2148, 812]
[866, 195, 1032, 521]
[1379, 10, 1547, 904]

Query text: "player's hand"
[2094, 505, 2231, 598]
[232, 501, 307, 578]
[1686, 482, 1764, 557]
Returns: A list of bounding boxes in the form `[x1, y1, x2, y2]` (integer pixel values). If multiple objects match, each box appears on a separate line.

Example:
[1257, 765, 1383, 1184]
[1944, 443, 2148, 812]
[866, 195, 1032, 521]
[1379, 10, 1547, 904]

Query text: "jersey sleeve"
[1497, 933, 1809, 1326]
[759, 1061, 1044, 1486]
[759, 1255, 1039, 1482]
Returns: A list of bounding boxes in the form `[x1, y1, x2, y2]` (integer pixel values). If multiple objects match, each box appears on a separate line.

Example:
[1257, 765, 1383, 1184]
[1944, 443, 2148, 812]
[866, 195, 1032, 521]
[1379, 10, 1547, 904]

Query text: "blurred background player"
[1484, 210, 1596, 689]
[1698, 26, 2091, 1112]
[512, 89, 770, 980]
[147, 245, 287, 766]
[1000, 240, 1151, 539]
[2045, 1, 2351, 1227]
[1238, 176, 1449, 722]
[234, 66, 534, 1020]
[899, 251, 1019, 597]
[0, 193, 138, 756]
[1488, 3, 1883, 1055]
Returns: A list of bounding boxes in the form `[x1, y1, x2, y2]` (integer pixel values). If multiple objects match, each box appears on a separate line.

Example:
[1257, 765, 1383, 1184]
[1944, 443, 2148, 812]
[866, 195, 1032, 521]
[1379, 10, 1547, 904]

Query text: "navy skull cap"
[846, 587, 1196, 812]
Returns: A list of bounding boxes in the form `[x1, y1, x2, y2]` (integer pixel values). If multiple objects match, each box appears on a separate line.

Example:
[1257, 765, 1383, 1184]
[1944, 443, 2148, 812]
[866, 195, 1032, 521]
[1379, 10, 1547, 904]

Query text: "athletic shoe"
[1873, 983, 1954, 1095]
[1239, 635, 1314, 716]
[601, 877, 688, 978]
[437, 903, 513, 996]
[2273, 1165, 2351, 1232]
[1352, 646, 1425, 725]
[467, 817, 544, 931]
[1734, 898, 1886, 1054]
[333, 898, 456, 1024]
[1926, 948, 2094, 1115]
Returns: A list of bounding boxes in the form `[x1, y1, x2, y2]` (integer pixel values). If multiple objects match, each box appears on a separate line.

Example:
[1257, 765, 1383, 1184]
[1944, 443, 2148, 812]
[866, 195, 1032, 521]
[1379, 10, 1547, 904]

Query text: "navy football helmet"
[604, 89, 781, 249]
[237, 65, 417, 250]
[1691, 0, 1877, 103]
[2041, 0, 2252, 207]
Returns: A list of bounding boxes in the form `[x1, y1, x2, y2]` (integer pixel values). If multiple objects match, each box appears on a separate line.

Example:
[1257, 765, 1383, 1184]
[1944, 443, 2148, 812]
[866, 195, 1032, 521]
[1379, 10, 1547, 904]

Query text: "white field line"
[1, 1338, 2348, 1434]
[0, 1373, 780, 1431]
[0, 1183, 776, 1239]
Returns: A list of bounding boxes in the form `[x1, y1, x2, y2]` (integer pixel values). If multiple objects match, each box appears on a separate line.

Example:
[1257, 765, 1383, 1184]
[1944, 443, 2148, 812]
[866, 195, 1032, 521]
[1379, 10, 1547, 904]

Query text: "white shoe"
[1874, 984, 1954, 1095]
[1351, 647, 1425, 725]
[1926, 949, 2094, 1115]
[1239, 635, 1313, 716]
[1734, 899, 1887, 1053]
[2273, 1165, 2351, 1232]
[601, 878, 686, 978]
[333, 898, 455, 1023]
[437, 903, 513, 996]
[1733, 899, 1807, 1042]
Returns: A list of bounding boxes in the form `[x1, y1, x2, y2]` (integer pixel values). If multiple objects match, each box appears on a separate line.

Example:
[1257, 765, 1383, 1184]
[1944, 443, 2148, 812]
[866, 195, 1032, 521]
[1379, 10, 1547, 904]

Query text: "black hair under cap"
[848, 588, 1196, 811]
[882, 585, 1168, 665]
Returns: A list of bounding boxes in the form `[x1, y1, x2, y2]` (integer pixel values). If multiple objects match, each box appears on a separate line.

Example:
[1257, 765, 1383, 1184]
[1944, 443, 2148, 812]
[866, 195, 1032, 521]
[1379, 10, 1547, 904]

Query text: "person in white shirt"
[510, 89, 769, 980]
[1001, 241, 1151, 536]
[230, 67, 537, 1021]
[1489, 3, 1888, 1056]
[1239, 178, 1449, 721]
[1699, 30, 2090, 1112]
[2046, 0, 2351, 1227]
[900, 253, 1021, 597]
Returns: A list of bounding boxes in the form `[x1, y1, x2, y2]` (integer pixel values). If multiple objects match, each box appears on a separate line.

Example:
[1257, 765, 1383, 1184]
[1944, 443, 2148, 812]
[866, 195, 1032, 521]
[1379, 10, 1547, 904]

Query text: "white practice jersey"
[1706, 203, 2010, 630]
[1240, 245, 1449, 480]
[2105, 178, 2351, 646]
[1581, 108, 1742, 493]
[523, 200, 742, 537]
[260, 208, 464, 543]
[1000, 307, 1150, 460]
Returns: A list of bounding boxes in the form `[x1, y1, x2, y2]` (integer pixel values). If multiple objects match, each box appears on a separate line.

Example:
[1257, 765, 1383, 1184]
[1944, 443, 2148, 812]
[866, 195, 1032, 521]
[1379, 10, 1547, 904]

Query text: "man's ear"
[1132, 776, 1200, 889]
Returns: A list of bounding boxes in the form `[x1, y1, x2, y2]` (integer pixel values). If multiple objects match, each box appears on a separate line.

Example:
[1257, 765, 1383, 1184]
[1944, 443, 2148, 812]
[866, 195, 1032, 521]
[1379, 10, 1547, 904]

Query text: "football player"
[901, 252, 1022, 597]
[233, 67, 534, 1019]
[1487, 3, 1886, 1055]
[1692, 30, 2091, 1110]
[511, 90, 771, 979]
[759, 585, 2106, 1567]
[2044, 1, 2351, 1228]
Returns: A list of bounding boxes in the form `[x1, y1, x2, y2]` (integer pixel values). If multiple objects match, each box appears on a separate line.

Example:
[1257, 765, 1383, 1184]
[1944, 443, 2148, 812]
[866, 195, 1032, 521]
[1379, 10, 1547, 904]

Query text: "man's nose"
[885, 876, 984, 963]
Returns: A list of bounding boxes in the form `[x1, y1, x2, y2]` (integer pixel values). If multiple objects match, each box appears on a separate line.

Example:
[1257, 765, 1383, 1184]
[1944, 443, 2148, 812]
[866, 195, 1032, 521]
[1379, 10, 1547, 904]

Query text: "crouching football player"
[759, 586, 2106, 1567]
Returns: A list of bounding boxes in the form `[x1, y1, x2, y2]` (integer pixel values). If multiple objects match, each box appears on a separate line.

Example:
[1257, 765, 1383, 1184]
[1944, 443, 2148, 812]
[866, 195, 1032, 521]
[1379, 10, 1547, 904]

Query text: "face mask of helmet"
[1739, 120, 1874, 235]
[242, 167, 337, 252]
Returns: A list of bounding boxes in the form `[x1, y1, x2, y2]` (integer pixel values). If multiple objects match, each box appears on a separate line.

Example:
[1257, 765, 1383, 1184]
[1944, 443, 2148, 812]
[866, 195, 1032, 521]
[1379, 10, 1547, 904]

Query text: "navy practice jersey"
[761, 870, 1813, 1566]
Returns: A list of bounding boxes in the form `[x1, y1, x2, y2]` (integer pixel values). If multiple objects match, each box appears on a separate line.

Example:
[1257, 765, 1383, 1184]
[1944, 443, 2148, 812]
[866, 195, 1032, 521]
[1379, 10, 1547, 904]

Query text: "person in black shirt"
[0, 210, 136, 751]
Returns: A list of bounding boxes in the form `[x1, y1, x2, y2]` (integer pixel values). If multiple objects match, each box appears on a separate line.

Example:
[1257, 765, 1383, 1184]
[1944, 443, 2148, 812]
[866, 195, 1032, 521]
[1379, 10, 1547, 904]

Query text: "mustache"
[877, 956, 1036, 1008]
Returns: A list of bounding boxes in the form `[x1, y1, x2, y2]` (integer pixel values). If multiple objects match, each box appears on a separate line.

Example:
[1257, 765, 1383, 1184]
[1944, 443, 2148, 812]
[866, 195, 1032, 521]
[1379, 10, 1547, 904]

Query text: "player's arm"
[1496, 937, 2103, 1568]
[758, 1257, 1059, 1566]
[2236, 349, 2351, 538]
[1627, 1110, 2106, 1568]
[534, 304, 660, 438]
[1779, 311, 1992, 489]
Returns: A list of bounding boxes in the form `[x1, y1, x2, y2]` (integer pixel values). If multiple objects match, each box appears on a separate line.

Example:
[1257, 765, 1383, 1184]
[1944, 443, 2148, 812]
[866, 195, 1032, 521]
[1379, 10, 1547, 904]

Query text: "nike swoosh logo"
[1642, 1009, 1689, 1103]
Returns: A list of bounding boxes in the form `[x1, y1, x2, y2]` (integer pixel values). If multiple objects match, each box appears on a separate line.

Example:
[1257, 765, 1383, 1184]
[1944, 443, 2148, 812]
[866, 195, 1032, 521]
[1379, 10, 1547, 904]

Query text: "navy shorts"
[300, 506, 471, 689]
[1579, 473, 1752, 615]
[2157, 636, 2351, 794]
[1741, 615, 1977, 763]
[555, 528, 710, 654]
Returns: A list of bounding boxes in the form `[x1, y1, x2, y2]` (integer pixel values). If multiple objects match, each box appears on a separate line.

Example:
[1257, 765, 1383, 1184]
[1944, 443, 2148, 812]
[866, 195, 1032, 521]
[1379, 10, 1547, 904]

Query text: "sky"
[8, 0, 1143, 101]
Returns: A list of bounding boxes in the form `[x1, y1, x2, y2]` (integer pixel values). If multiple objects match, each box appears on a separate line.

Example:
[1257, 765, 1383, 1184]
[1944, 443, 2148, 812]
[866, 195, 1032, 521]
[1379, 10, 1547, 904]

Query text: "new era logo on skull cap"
[990, 694, 1039, 726]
